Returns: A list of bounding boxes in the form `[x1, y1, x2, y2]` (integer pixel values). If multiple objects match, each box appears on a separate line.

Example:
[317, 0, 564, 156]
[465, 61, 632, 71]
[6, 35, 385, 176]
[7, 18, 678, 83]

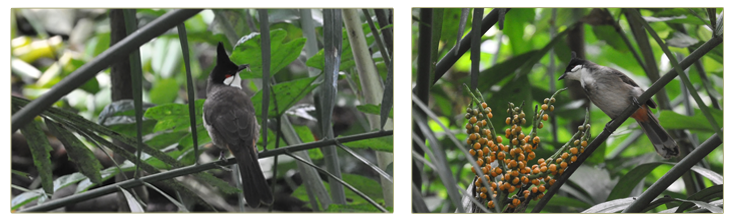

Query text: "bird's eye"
[570, 65, 582, 72]
[225, 74, 232, 78]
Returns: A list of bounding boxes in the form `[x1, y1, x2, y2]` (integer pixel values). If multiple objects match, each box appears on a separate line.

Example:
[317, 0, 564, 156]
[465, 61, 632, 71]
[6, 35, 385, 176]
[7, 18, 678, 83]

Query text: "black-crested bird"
[558, 52, 679, 159]
[203, 42, 273, 207]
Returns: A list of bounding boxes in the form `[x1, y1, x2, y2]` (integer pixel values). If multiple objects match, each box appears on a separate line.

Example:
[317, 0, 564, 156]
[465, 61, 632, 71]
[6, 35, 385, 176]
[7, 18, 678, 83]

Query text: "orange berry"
[478, 149, 484, 157]
[532, 179, 540, 186]
[481, 120, 487, 127]
[497, 152, 505, 160]
[488, 112, 493, 118]
[518, 161, 525, 169]
[531, 186, 538, 193]
[560, 162, 568, 169]
[508, 185, 516, 193]
[470, 116, 477, 124]
[517, 153, 525, 161]
[512, 177, 520, 185]
[481, 166, 489, 174]
[538, 185, 546, 193]
[469, 133, 477, 140]
[512, 138, 519, 145]
[513, 198, 520, 206]
[533, 136, 540, 144]
[537, 193, 544, 199]
[538, 158, 545, 164]
[581, 140, 588, 147]
[487, 201, 495, 208]
[561, 152, 569, 159]
[477, 158, 484, 166]
[495, 167, 503, 174]
[480, 192, 487, 199]
[549, 179, 556, 185]
[570, 147, 579, 155]
[481, 102, 488, 109]
[509, 160, 517, 168]
[549, 164, 557, 172]
[571, 155, 577, 162]
[505, 117, 511, 125]
[533, 168, 540, 174]
[469, 149, 476, 156]
[538, 122, 544, 129]
[490, 182, 497, 189]
[542, 114, 549, 121]
[550, 105, 555, 111]
[496, 136, 503, 144]
[528, 152, 536, 160]
[541, 104, 548, 110]
[471, 166, 476, 174]
[521, 176, 529, 184]
[481, 186, 488, 193]
[474, 142, 481, 150]
[574, 139, 580, 146]
[511, 170, 519, 177]
[540, 166, 547, 173]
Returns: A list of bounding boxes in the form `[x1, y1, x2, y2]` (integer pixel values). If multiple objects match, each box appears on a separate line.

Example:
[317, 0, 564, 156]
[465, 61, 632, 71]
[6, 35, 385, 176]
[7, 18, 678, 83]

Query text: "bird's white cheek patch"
[571, 65, 582, 72]
[223, 73, 243, 89]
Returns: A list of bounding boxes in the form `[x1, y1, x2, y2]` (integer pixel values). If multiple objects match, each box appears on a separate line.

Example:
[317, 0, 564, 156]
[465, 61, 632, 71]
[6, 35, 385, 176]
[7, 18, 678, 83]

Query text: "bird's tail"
[633, 106, 679, 159]
[230, 143, 274, 208]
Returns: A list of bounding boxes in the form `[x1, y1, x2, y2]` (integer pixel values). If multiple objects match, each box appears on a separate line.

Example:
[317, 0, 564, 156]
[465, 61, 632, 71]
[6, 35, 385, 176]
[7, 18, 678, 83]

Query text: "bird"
[203, 42, 274, 208]
[558, 52, 679, 159]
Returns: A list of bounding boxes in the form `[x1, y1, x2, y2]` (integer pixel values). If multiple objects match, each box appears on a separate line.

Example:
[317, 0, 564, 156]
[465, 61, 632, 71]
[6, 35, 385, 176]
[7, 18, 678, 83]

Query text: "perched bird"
[558, 52, 679, 159]
[203, 42, 273, 207]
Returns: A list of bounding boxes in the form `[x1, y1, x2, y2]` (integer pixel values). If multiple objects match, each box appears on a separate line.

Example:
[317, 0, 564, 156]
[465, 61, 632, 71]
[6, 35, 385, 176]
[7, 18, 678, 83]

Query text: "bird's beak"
[558, 73, 567, 80]
[237, 64, 251, 72]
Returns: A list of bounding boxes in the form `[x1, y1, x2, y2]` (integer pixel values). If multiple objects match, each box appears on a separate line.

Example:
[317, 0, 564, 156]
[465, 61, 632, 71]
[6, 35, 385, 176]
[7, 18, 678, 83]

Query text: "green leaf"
[178, 126, 210, 149]
[658, 108, 723, 133]
[149, 78, 179, 104]
[477, 50, 538, 91]
[592, 25, 628, 52]
[545, 195, 592, 209]
[503, 8, 535, 55]
[664, 31, 700, 48]
[146, 131, 189, 149]
[292, 125, 322, 159]
[356, 104, 393, 118]
[230, 29, 307, 79]
[582, 197, 634, 213]
[306, 23, 375, 71]
[19, 118, 54, 194]
[45, 119, 103, 184]
[76, 161, 137, 193]
[325, 204, 391, 212]
[251, 75, 320, 117]
[292, 174, 384, 207]
[486, 74, 533, 127]
[144, 99, 205, 133]
[11, 189, 45, 210]
[343, 136, 393, 152]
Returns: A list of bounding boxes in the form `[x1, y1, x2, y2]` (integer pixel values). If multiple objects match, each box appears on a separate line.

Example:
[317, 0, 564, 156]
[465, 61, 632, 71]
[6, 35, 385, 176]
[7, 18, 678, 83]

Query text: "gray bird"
[558, 52, 679, 159]
[203, 42, 273, 207]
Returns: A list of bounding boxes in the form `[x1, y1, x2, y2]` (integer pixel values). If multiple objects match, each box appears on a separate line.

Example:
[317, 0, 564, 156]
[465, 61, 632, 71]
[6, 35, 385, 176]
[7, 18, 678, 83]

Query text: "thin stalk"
[176, 23, 198, 164]
[322, 9, 346, 205]
[122, 9, 144, 179]
[470, 8, 483, 91]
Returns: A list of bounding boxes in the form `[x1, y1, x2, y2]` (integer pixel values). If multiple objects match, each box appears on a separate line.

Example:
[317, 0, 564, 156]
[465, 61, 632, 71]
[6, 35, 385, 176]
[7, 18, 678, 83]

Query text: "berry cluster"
[464, 87, 588, 212]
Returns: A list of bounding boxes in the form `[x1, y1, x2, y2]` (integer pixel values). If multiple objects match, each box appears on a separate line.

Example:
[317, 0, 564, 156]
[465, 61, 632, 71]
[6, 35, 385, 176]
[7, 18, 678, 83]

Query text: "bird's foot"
[216, 151, 232, 171]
